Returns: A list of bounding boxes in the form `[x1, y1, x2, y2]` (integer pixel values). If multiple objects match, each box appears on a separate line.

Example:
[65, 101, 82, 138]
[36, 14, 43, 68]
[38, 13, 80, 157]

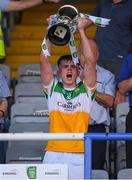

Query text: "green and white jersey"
[43, 78, 96, 153]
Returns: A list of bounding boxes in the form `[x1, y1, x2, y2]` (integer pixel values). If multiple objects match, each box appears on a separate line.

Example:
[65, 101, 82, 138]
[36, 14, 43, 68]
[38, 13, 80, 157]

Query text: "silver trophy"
[47, 5, 79, 46]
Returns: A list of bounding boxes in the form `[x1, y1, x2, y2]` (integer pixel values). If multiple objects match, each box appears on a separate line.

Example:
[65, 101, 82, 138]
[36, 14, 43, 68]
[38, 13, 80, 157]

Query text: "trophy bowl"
[48, 23, 71, 46]
[47, 5, 79, 46]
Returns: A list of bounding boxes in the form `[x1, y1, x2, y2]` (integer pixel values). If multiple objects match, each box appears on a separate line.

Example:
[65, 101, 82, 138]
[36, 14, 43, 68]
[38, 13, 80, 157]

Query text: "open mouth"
[66, 73, 72, 79]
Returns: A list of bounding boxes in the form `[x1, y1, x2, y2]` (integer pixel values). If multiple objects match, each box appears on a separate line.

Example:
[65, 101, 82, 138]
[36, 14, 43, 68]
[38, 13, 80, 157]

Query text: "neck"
[63, 83, 76, 89]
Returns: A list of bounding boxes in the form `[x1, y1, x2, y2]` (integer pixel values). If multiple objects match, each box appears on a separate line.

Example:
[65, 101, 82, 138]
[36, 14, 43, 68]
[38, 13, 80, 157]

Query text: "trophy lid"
[57, 5, 79, 21]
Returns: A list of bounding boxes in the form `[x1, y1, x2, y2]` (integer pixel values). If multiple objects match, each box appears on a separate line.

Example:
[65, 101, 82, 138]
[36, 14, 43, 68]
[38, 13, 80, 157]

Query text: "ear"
[96, 51, 99, 62]
[57, 69, 60, 77]
[77, 68, 79, 76]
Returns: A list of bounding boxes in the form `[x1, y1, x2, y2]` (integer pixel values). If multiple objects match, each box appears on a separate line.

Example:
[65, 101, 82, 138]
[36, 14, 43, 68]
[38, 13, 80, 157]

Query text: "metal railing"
[84, 133, 132, 179]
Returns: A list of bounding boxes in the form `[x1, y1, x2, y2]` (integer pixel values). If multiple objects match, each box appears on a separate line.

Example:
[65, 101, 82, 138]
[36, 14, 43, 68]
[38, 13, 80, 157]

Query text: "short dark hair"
[57, 55, 72, 67]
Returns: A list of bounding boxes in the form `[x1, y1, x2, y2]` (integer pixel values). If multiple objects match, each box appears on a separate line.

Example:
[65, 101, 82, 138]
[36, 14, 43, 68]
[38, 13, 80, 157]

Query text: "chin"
[66, 81, 76, 86]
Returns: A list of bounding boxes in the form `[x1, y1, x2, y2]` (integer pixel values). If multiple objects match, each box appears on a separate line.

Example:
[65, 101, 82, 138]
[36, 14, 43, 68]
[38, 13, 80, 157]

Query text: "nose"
[67, 66, 73, 72]
[68, 65, 72, 69]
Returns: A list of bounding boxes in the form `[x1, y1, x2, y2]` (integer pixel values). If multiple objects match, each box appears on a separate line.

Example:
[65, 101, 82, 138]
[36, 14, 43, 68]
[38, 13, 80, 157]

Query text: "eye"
[63, 65, 69, 68]
[71, 65, 76, 69]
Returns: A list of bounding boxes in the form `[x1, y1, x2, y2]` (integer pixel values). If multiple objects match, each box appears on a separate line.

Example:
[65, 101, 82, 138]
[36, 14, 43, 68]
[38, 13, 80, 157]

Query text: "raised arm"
[40, 39, 54, 86]
[5, 0, 60, 12]
[77, 18, 97, 88]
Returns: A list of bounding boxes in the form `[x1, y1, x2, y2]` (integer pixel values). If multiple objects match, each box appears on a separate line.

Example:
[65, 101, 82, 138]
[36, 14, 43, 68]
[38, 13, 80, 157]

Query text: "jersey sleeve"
[42, 78, 57, 98]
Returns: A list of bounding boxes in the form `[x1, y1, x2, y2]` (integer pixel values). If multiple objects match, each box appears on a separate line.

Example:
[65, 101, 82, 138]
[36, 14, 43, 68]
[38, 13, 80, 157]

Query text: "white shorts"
[43, 151, 84, 180]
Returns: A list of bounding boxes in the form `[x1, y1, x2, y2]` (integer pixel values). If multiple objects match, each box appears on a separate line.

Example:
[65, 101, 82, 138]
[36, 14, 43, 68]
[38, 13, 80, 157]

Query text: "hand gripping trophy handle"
[42, 5, 110, 63]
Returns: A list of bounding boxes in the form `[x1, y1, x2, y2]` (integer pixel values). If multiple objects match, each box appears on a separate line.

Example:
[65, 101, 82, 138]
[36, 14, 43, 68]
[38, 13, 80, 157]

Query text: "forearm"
[40, 36, 54, 84]
[0, 99, 8, 118]
[79, 30, 96, 87]
[83, 62, 96, 88]
[79, 29, 95, 64]
[118, 78, 132, 95]
[40, 53, 53, 85]
[96, 91, 114, 108]
[6, 0, 43, 11]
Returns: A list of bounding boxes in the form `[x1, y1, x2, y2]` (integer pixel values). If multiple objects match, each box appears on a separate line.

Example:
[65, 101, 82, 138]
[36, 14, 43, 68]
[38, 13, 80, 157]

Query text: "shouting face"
[58, 59, 78, 88]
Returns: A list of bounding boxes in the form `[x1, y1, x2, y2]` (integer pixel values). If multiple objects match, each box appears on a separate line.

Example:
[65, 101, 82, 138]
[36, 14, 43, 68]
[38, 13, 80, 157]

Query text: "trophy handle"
[57, 5, 79, 22]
